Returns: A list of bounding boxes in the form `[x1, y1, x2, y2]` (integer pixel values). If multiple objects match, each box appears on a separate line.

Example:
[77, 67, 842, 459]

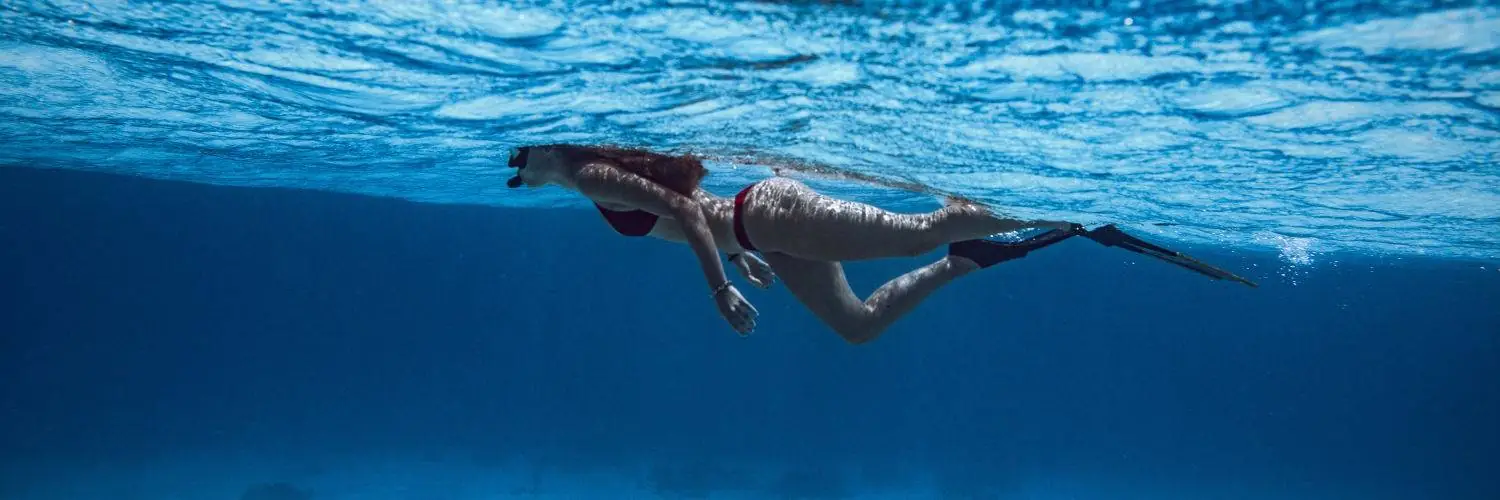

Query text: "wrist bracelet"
[711, 281, 734, 297]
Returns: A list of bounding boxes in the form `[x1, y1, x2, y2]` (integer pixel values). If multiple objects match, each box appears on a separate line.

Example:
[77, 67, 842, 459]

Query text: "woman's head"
[506, 146, 561, 189]
[507, 144, 708, 196]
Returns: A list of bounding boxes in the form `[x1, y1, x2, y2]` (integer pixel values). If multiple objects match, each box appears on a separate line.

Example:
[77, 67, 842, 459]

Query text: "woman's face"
[508, 146, 562, 188]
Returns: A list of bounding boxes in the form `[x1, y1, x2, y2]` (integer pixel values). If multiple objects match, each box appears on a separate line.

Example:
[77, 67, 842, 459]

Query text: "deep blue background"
[2, 166, 1498, 498]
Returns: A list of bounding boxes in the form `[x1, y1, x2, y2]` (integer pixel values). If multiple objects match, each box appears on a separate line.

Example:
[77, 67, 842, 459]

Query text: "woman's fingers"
[736, 301, 758, 334]
[718, 289, 759, 335]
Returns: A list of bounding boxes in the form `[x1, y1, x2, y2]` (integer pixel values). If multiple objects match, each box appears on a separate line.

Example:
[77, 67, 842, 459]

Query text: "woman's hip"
[738, 178, 931, 261]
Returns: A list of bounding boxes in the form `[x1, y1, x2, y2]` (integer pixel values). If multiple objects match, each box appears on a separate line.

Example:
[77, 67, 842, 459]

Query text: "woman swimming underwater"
[506, 144, 1256, 343]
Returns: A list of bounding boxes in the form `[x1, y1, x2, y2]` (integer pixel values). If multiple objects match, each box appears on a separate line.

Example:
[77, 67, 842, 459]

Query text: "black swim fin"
[949, 227, 1079, 269]
[1081, 224, 1259, 288]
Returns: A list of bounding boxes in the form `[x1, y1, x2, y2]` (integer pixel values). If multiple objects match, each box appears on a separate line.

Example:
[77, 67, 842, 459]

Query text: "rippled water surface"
[2, 0, 1498, 261]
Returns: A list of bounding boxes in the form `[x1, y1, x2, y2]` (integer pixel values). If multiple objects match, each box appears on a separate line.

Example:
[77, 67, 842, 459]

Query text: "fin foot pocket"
[949, 228, 1078, 269]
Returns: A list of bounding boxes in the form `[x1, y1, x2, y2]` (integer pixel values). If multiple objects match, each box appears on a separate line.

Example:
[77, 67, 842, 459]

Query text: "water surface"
[3, 0, 1498, 261]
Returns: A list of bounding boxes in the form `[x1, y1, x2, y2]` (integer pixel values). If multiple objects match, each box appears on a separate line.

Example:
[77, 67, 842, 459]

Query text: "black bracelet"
[728, 253, 742, 262]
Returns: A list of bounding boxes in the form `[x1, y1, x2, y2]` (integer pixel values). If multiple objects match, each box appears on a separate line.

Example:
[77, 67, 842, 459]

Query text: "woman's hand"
[730, 253, 778, 289]
[714, 283, 759, 335]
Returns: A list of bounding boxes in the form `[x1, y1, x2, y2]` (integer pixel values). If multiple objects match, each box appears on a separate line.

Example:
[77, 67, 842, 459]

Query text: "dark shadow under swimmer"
[505, 144, 1257, 343]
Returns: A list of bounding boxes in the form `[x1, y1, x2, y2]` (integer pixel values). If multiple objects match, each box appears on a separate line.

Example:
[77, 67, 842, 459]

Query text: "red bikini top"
[594, 204, 658, 237]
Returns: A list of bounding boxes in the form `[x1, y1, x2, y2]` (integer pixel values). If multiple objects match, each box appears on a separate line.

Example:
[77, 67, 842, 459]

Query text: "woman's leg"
[760, 251, 981, 344]
[742, 178, 1069, 262]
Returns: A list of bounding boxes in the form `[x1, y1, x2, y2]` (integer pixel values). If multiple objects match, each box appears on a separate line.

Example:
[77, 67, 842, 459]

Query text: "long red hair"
[544, 144, 708, 196]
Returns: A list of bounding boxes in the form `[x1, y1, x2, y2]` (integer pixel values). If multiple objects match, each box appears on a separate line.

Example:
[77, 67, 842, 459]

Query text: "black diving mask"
[506, 146, 530, 188]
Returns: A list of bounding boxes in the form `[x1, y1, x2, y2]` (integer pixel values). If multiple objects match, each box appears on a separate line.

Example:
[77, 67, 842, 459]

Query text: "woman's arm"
[647, 220, 775, 289]
[572, 162, 730, 293]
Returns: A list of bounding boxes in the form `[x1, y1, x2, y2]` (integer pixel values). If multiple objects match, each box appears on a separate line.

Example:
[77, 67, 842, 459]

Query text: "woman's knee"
[835, 324, 877, 344]
[829, 310, 887, 345]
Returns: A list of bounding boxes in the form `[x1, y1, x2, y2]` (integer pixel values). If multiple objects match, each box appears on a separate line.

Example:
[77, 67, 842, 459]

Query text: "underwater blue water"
[4, 166, 1499, 500]
[2, 1, 1499, 499]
